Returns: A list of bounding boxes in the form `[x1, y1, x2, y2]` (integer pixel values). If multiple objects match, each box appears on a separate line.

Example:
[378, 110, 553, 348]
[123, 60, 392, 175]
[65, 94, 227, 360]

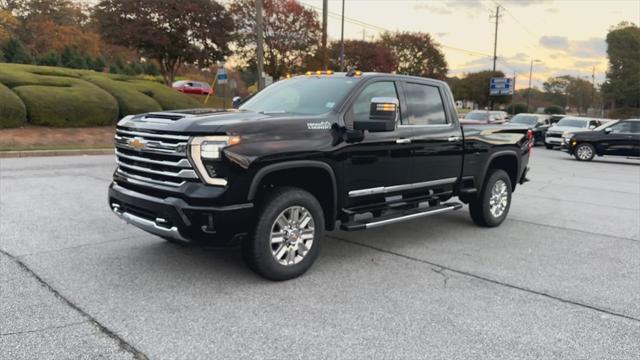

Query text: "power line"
[298, 0, 493, 59]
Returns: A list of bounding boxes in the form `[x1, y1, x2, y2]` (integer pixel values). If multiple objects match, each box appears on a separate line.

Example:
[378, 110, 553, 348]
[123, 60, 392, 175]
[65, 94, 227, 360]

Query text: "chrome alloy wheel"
[576, 145, 593, 160]
[489, 179, 508, 218]
[270, 206, 315, 266]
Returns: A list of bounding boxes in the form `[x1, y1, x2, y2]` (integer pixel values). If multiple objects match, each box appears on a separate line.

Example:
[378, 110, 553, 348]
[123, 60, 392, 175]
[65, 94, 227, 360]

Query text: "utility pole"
[491, 6, 500, 73]
[510, 71, 516, 114]
[339, 0, 345, 72]
[591, 66, 595, 108]
[527, 59, 541, 111]
[489, 6, 501, 110]
[256, 0, 265, 91]
[321, 0, 328, 69]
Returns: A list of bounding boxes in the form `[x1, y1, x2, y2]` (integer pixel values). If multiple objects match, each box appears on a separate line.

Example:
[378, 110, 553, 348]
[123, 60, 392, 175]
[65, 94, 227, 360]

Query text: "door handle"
[448, 136, 461, 142]
[396, 138, 412, 144]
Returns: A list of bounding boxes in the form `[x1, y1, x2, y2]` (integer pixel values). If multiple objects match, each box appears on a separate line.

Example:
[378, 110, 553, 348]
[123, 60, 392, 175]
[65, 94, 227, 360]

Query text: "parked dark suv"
[566, 119, 640, 161]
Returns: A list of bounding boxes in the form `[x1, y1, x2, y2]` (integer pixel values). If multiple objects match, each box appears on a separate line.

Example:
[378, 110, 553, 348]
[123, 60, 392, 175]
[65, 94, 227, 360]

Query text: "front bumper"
[108, 183, 253, 244]
[544, 135, 563, 146]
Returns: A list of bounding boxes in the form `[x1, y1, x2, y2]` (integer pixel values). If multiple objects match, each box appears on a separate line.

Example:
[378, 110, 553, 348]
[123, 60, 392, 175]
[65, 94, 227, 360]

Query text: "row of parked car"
[460, 110, 640, 161]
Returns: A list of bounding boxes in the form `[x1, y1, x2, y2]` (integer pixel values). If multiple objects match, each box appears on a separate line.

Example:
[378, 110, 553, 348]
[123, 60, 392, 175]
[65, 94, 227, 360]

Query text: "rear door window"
[402, 83, 447, 125]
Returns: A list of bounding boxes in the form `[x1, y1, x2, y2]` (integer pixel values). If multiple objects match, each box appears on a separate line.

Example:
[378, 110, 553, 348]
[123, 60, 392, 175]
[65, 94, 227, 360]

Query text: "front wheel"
[243, 187, 324, 281]
[469, 169, 512, 227]
[574, 143, 595, 161]
[545, 143, 553, 149]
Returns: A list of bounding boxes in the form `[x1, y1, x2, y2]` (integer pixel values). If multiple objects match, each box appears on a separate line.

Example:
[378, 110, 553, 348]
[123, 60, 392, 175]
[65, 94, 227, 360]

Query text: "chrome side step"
[340, 202, 463, 231]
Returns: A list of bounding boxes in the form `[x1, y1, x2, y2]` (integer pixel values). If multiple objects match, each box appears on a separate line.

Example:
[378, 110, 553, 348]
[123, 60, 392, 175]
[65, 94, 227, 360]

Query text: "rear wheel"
[574, 143, 595, 161]
[243, 187, 324, 281]
[469, 169, 512, 227]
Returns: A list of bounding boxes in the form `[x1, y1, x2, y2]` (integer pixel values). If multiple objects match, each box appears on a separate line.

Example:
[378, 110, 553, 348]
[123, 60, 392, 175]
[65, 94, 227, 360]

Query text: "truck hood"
[546, 126, 589, 134]
[117, 108, 314, 134]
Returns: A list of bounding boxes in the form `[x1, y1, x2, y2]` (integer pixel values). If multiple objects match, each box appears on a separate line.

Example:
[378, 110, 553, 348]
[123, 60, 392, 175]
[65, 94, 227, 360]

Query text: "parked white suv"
[544, 117, 608, 149]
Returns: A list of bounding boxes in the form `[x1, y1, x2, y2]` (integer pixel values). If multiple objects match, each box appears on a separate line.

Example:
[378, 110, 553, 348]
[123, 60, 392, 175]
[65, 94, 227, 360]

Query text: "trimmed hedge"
[127, 80, 202, 110]
[0, 82, 27, 128]
[0, 63, 206, 128]
[13, 78, 119, 127]
[82, 74, 163, 117]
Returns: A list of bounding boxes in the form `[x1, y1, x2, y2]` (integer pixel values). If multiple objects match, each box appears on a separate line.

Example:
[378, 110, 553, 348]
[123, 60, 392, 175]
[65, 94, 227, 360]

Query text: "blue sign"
[489, 77, 514, 96]
[217, 68, 228, 84]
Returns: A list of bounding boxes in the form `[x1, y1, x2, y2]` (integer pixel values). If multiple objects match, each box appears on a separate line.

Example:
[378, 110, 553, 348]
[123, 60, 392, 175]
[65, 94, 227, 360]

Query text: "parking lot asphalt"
[1, 149, 639, 359]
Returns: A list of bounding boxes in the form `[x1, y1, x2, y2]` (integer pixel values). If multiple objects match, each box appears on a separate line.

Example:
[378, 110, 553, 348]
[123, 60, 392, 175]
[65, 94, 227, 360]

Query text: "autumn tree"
[230, 0, 321, 80]
[543, 75, 595, 113]
[379, 31, 447, 80]
[601, 22, 640, 113]
[452, 70, 509, 108]
[94, 0, 234, 85]
[0, 9, 18, 43]
[327, 39, 396, 73]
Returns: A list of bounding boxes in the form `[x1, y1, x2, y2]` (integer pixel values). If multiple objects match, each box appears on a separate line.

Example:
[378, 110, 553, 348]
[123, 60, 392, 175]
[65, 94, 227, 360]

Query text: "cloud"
[539, 36, 570, 49]
[573, 60, 601, 68]
[545, 7, 559, 13]
[435, 32, 449, 38]
[413, 3, 453, 15]
[539, 36, 607, 59]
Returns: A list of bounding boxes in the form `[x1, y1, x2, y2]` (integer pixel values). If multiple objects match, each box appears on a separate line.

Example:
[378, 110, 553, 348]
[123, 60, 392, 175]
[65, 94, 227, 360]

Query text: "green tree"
[94, 0, 234, 85]
[452, 70, 509, 108]
[379, 31, 447, 80]
[543, 75, 594, 113]
[61, 46, 85, 68]
[2, 38, 32, 63]
[230, 0, 321, 80]
[327, 39, 396, 73]
[601, 22, 640, 111]
[37, 51, 62, 66]
[142, 62, 159, 76]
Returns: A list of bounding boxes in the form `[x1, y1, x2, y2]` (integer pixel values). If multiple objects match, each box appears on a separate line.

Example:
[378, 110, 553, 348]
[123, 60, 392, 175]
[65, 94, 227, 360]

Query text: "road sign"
[489, 77, 514, 96]
[217, 68, 228, 85]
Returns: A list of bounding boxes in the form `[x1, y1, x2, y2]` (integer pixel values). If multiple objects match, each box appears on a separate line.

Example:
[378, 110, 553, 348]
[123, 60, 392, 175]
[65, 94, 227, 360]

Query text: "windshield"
[510, 114, 537, 126]
[557, 118, 588, 128]
[464, 111, 489, 120]
[240, 77, 359, 115]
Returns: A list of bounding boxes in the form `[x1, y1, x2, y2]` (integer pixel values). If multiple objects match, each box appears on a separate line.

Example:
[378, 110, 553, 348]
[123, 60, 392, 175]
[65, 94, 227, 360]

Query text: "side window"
[610, 122, 633, 134]
[402, 83, 447, 125]
[346, 81, 399, 128]
[629, 122, 640, 134]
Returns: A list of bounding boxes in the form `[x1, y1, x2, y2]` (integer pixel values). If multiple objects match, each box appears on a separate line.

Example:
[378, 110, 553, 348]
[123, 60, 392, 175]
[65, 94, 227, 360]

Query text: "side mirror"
[232, 96, 242, 109]
[354, 97, 398, 132]
[589, 125, 596, 129]
[604, 127, 612, 134]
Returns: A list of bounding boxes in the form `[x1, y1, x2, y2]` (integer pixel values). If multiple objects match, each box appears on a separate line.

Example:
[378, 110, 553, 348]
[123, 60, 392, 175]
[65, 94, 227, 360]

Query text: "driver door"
[340, 80, 414, 208]
[603, 121, 636, 156]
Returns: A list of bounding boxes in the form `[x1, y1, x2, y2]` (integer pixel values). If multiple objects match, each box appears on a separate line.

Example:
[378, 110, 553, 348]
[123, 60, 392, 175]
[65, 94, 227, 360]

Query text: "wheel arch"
[248, 161, 338, 231]
[481, 150, 520, 191]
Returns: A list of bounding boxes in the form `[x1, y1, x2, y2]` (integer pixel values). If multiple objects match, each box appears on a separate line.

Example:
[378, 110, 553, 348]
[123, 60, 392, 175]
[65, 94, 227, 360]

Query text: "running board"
[340, 202, 463, 231]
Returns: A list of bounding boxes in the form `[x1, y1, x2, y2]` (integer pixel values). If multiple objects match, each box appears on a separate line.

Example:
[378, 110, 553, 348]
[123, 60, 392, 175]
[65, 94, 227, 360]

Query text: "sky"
[297, 0, 640, 89]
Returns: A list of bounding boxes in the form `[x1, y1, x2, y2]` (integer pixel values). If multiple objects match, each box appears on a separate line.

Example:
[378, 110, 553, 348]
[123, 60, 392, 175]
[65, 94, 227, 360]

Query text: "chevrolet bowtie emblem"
[129, 138, 146, 150]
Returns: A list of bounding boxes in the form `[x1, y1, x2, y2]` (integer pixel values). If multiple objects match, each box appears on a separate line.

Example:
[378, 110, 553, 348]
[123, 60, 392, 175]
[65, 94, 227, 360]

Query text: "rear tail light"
[527, 130, 533, 155]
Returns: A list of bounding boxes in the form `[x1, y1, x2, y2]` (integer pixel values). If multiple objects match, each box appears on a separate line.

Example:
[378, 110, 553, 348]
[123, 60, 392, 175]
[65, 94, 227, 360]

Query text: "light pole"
[339, 0, 345, 72]
[527, 59, 541, 111]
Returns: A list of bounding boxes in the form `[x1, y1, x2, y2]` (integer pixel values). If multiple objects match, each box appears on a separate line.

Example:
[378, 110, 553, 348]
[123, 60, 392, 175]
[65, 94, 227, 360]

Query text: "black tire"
[545, 143, 553, 149]
[243, 187, 324, 281]
[469, 169, 512, 227]
[573, 143, 595, 161]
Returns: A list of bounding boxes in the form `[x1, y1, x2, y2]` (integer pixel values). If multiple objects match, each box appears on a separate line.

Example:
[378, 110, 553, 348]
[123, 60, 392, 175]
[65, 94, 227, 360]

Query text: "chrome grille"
[546, 132, 562, 138]
[114, 128, 197, 187]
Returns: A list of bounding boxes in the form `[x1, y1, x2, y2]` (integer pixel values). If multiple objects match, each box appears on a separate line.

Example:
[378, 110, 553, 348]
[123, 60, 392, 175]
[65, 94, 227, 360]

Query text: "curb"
[0, 148, 114, 158]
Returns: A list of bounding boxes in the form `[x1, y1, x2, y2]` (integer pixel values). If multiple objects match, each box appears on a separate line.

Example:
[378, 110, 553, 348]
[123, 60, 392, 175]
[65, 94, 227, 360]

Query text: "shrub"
[544, 105, 564, 114]
[37, 52, 62, 67]
[0, 82, 27, 128]
[2, 39, 32, 64]
[13, 78, 119, 127]
[82, 74, 163, 116]
[507, 103, 529, 115]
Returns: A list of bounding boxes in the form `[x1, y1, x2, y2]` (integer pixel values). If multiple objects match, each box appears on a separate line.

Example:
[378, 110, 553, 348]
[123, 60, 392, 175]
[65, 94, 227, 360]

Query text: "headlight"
[189, 135, 240, 186]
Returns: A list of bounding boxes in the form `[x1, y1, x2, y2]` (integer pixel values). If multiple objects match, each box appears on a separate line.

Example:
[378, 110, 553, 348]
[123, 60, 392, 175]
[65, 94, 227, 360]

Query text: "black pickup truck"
[109, 71, 531, 280]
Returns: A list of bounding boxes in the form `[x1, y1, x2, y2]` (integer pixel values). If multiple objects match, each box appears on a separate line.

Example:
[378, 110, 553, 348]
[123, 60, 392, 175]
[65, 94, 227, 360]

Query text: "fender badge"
[307, 121, 332, 130]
